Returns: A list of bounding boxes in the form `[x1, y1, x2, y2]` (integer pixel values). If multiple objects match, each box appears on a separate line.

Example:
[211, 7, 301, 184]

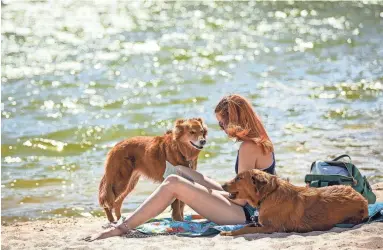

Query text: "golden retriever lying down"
[221, 169, 368, 236]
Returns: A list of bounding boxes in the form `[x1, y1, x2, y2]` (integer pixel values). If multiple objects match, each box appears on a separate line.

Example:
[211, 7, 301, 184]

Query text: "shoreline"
[2, 183, 383, 250]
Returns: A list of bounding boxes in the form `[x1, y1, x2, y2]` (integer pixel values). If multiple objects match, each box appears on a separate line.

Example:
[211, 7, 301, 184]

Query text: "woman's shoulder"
[239, 141, 263, 156]
[238, 141, 274, 170]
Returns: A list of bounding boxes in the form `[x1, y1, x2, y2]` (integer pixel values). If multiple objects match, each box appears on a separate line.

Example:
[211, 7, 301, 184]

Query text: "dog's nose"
[200, 139, 206, 145]
[221, 184, 228, 191]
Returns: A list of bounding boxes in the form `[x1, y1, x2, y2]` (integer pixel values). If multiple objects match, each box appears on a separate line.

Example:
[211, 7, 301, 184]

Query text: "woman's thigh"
[166, 175, 246, 225]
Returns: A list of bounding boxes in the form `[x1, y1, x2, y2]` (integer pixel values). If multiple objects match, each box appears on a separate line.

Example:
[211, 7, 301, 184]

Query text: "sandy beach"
[2, 183, 383, 250]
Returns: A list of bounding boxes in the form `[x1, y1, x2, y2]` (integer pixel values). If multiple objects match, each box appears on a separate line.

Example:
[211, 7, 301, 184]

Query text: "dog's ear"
[193, 117, 208, 137]
[269, 176, 279, 191]
[251, 175, 257, 185]
[251, 174, 265, 192]
[175, 119, 185, 125]
[193, 117, 204, 124]
[173, 119, 185, 140]
[251, 174, 267, 194]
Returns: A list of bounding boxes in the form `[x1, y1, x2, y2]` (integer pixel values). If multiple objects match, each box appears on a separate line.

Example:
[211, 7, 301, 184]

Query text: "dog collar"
[179, 148, 194, 168]
[163, 143, 193, 168]
[250, 209, 260, 224]
[182, 156, 193, 168]
[174, 142, 195, 168]
[256, 187, 278, 209]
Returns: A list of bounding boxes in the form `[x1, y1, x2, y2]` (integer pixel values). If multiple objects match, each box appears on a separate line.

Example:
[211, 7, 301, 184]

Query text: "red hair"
[214, 94, 274, 154]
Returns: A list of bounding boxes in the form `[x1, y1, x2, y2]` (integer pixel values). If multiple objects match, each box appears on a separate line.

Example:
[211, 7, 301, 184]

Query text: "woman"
[85, 94, 275, 241]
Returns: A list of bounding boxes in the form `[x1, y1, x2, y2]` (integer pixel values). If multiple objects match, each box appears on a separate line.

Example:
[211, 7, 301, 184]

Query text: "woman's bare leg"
[85, 175, 245, 241]
[122, 174, 244, 229]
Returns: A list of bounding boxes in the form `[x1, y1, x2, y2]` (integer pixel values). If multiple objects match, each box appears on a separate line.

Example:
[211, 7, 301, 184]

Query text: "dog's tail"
[98, 148, 136, 210]
[98, 149, 120, 210]
[98, 175, 115, 210]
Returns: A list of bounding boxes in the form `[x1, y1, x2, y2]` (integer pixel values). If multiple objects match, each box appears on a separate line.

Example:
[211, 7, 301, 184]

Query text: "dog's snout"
[221, 184, 228, 191]
[200, 139, 206, 145]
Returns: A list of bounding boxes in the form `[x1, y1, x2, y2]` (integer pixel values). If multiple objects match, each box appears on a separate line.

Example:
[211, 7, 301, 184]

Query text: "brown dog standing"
[98, 118, 207, 223]
[221, 169, 368, 236]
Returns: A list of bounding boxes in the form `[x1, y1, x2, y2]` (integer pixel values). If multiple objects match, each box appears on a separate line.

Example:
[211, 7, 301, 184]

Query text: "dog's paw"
[220, 231, 234, 236]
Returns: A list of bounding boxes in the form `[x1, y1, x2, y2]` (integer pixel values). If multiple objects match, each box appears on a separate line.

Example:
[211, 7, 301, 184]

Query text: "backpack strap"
[332, 154, 351, 162]
[330, 154, 354, 178]
[305, 174, 354, 186]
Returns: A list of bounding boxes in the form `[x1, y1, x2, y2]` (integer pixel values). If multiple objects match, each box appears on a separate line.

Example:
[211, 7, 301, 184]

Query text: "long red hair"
[214, 94, 273, 154]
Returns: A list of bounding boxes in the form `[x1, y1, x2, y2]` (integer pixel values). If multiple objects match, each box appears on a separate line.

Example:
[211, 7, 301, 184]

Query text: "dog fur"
[98, 118, 207, 222]
[221, 169, 368, 236]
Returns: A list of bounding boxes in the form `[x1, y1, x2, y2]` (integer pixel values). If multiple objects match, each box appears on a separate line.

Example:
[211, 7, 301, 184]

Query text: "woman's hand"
[83, 227, 124, 242]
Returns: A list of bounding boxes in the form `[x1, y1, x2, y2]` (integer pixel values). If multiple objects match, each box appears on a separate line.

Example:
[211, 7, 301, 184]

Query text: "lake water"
[1, 1, 383, 222]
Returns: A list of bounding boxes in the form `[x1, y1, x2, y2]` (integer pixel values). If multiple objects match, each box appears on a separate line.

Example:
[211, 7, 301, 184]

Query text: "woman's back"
[234, 141, 276, 175]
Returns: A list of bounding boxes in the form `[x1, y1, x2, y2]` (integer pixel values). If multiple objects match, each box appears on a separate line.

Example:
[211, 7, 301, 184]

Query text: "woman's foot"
[83, 227, 125, 242]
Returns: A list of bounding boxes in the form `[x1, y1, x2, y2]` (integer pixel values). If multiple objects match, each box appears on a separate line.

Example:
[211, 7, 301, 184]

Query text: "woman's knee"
[161, 175, 193, 198]
[163, 174, 183, 188]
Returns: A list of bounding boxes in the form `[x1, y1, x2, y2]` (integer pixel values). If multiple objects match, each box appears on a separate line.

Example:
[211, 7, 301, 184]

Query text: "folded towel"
[163, 161, 179, 179]
[162, 161, 195, 182]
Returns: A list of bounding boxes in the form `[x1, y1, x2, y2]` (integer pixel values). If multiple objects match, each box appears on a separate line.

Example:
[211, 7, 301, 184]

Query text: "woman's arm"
[172, 164, 224, 191]
[168, 144, 262, 206]
[174, 142, 260, 206]
[174, 166, 247, 206]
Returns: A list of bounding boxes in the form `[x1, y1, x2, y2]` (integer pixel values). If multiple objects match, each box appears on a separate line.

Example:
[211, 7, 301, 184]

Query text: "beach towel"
[119, 203, 383, 237]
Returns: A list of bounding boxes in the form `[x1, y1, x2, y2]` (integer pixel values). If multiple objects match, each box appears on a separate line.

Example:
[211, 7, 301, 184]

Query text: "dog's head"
[172, 118, 208, 150]
[222, 169, 278, 207]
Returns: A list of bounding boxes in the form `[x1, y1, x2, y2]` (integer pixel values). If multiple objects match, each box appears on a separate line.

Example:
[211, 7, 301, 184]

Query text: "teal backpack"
[304, 154, 376, 204]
